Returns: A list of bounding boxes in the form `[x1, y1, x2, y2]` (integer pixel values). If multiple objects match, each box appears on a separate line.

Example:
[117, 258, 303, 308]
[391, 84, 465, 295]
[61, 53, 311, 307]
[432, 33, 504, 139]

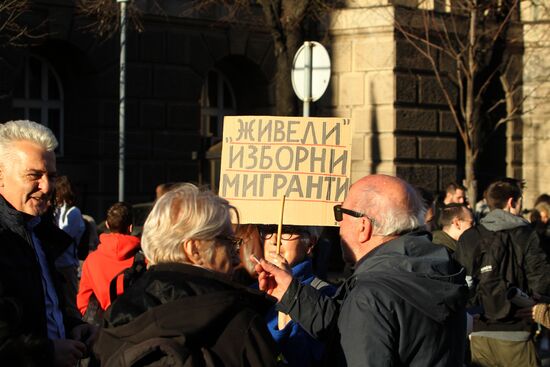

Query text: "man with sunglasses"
[255, 174, 467, 366]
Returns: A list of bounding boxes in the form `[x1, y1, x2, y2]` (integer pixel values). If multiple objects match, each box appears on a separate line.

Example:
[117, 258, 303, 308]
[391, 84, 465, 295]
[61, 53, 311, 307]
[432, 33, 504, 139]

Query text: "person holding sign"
[258, 224, 335, 366]
[254, 174, 468, 367]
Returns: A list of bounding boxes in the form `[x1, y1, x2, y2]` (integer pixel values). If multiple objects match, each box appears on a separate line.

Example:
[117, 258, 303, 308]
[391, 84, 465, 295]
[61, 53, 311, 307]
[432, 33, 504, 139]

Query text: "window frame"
[200, 68, 236, 140]
[13, 55, 65, 156]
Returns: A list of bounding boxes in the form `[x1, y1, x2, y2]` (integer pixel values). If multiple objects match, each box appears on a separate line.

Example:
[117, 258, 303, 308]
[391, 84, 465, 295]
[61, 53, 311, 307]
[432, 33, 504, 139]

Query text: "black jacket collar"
[353, 230, 451, 275]
[0, 195, 72, 258]
[0, 195, 31, 238]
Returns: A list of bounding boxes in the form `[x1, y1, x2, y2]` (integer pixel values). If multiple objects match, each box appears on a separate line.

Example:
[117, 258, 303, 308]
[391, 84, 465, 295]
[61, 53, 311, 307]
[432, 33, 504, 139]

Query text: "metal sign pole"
[117, 0, 128, 202]
[303, 41, 312, 117]
[291, 41, 331, 117]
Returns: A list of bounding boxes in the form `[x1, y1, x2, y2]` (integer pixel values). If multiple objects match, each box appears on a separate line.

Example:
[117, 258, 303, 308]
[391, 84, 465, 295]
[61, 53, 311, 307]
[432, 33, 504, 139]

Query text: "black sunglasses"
[333, 204, 363, 222]
[258, 225, 310, 241]
[333, 204, 377, 225]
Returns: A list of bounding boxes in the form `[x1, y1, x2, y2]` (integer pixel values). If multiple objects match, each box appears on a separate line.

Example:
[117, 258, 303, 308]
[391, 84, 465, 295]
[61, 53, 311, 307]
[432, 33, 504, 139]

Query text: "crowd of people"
[1, 119, 550, 366]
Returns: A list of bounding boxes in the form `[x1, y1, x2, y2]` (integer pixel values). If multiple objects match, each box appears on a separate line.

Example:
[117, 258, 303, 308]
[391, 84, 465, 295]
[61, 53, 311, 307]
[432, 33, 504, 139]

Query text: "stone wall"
[521, 1, 550, 208]
[322, 5, 397, 184]
[324, 1, 461, 193]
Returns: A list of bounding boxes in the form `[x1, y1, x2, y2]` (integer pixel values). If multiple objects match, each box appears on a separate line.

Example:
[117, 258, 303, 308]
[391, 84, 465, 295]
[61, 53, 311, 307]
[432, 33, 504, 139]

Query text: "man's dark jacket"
[0, 195, 79, 366]
[94, 262, 279, 367]
[455, 209, 550, 332]
[432, 229, 458, 252]
[278, 231, 468, 367]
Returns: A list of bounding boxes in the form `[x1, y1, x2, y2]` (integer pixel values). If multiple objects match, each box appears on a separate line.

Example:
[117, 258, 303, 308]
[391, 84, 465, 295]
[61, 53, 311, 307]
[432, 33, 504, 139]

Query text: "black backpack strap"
[109, 268, 126, 304]
[83, 291, 104, 326]
[124, 252, 147, 285]
[109, 251, 147, 304]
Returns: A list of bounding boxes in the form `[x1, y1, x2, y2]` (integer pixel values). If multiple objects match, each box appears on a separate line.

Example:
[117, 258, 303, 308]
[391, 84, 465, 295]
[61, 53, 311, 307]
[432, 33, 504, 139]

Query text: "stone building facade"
[319, 2, 461, 194]
[0, 0, 546, 219]
[321, 0, 537, 202]
[1, 1, 276, 218]
[521, 1, 550, 207]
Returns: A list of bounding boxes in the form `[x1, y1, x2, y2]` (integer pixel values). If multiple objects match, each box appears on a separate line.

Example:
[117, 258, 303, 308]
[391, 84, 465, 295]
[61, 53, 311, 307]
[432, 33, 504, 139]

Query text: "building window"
[13, 55, 64, 155]
[200, 69, 236, 141]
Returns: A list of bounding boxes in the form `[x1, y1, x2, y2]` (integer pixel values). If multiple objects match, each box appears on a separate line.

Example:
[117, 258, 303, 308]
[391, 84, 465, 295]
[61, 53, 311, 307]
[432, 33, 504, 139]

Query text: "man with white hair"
[0, 120, 97, 366]
[255, 174, 468, 366]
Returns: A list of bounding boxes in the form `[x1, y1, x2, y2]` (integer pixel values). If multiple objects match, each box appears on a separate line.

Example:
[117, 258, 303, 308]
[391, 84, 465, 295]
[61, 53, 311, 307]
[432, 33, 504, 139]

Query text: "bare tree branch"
[0, 0, 47, 46]
[391, 0, 538, 204]
[76, 0, 145, 38]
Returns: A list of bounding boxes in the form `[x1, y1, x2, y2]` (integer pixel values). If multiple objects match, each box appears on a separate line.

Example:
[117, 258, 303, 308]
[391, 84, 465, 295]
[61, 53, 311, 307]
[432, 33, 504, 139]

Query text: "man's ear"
[506, 197, 515, 212]
[105, 222, 111, 231]
[182, 239, 203, 265]
[452, 216, 461, 229]
[358, 217, 373, 243]
[0, 167, 4, 187]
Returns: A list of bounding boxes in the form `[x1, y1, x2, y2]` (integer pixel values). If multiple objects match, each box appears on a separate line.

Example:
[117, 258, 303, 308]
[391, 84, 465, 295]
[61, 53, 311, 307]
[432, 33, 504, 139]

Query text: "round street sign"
[291, 41, 331, 102]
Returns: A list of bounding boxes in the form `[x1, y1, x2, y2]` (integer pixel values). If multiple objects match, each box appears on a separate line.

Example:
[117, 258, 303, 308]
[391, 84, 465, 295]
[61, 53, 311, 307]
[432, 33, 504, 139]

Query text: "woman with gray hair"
[94, 184, 278, 366]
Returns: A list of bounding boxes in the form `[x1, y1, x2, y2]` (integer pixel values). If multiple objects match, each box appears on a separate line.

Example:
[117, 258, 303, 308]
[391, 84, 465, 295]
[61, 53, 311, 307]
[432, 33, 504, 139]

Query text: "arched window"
[200, 69, 236, 141]
[200, 69, 236, 190]
[13, 55, 64, 155]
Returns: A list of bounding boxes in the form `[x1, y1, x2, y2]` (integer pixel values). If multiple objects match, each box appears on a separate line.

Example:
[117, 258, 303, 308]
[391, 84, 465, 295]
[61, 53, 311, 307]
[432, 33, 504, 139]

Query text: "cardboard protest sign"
[219, 116, 352, 226]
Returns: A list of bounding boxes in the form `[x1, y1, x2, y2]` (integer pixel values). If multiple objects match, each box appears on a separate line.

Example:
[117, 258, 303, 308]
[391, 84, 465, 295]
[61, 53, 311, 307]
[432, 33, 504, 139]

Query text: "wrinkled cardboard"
[220, 116, 352, 226]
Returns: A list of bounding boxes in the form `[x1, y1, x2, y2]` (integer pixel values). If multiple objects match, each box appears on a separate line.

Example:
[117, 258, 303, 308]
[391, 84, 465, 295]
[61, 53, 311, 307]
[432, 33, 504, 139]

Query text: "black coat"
[0, 195, 77, 366]
[95, 262, 279, 367]
[278, 231, 468, 367]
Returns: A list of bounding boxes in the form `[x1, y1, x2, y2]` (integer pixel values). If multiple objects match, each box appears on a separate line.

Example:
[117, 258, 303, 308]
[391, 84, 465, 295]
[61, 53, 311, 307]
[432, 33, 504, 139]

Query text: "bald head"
[344, 175, 425, 236]
[338, 175, 425, 264]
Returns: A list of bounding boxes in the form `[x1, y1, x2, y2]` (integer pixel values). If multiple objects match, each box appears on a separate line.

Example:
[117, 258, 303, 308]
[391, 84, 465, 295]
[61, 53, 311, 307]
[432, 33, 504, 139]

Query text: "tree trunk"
[258, 0, 313, 116]
[464, 150, 478, 208]
[273, 41, 297, 116]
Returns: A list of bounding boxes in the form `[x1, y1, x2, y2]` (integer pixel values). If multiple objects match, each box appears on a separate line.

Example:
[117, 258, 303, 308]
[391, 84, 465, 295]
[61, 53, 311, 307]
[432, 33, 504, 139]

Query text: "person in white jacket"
[54, 175, 85, 319]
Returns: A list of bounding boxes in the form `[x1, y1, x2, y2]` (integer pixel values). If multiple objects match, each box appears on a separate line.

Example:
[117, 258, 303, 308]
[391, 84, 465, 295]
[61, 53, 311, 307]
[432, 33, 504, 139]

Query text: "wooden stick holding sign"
[276, 195, 286, 255]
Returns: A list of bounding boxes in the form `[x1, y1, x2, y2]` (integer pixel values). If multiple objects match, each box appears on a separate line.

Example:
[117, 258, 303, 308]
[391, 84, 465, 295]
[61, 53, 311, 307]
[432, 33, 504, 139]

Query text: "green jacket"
[432, 230, 457, 253]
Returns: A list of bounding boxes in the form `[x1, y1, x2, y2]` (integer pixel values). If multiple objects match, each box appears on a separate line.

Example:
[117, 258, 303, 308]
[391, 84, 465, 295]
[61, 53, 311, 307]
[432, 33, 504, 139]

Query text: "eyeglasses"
[258, 225, 309, 241]
[333, 204, 377, 225]
[216, 235, 243, 253]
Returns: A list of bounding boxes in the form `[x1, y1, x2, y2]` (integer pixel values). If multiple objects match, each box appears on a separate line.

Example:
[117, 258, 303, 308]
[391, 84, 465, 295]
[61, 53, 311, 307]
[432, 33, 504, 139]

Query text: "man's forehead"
[342, 191, 358, 208]
[13, 142, 56, 169]
[453, 189, 465, 198]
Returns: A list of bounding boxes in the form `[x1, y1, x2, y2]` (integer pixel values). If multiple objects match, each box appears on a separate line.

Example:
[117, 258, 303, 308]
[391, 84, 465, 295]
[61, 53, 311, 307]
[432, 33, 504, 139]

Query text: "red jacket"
[77, 233, 141, 314]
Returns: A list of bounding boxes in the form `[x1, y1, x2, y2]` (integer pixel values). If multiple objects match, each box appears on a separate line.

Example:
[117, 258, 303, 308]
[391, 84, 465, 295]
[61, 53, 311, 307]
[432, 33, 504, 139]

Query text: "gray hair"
[0, 121, 58, 160]
[141, 183, 236, 265]
[358, 184, 425, 236]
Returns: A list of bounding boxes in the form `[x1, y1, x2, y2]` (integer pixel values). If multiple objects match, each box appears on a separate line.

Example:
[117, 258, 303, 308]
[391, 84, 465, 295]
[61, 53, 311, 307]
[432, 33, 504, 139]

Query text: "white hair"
[141, 183, 236, 265]
[358, 184, 425, 236]
[0, 120, 58, 160]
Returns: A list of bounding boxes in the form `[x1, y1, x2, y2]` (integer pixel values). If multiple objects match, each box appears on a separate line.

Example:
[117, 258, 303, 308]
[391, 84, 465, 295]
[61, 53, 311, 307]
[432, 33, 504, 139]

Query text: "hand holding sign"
[252, 256, 293, 302]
